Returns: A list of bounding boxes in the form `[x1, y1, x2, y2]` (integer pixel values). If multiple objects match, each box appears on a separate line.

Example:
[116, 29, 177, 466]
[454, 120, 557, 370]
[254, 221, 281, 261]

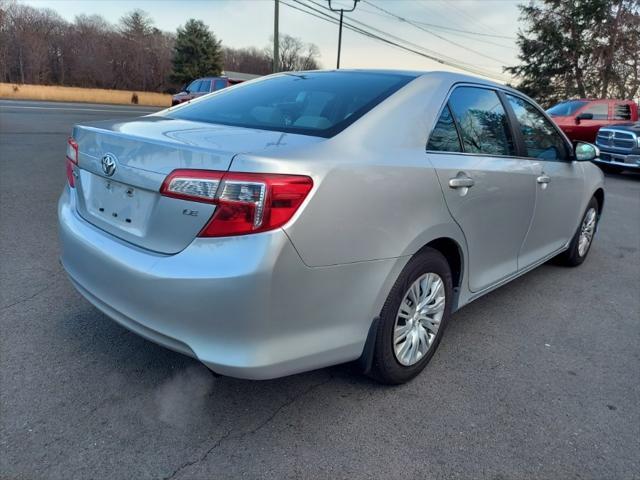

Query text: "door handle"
[449, 176, 475, 189]
[537, 174, 551, 184]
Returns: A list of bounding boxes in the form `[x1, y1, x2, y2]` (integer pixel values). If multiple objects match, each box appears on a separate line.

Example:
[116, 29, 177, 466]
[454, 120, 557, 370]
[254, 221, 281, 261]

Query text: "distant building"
[222, 71, 262, 83]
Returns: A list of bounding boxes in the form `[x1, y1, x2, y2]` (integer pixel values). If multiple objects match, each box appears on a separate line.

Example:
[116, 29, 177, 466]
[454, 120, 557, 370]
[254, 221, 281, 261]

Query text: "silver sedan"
[58, 70, 605, 384]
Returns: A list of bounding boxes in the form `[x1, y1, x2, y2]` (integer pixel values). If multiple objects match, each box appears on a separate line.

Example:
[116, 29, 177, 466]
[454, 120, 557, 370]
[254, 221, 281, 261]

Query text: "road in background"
[1, 100, 639, 479]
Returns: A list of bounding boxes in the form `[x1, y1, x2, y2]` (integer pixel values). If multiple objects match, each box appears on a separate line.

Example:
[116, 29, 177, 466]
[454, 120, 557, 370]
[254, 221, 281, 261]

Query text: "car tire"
[556, 197, 599, 267]
[370, 248, 453, 385]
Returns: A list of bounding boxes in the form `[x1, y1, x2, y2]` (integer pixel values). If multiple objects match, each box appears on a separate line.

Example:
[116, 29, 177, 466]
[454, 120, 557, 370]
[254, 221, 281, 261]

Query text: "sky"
[24, 0, 523, 83]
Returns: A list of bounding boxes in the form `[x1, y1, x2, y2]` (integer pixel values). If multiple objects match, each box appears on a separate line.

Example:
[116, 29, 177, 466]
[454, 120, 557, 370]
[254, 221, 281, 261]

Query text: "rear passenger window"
[613, 103, 631, 120]
[448, 87, 515, 156]
[427, 105, 462, 152]
[582, 103, 608, 120]
[506, 94, 568, 161]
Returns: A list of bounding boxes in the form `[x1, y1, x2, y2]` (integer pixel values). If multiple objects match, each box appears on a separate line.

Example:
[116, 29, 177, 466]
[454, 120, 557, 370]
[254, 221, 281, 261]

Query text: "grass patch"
[0, 83, 171, 107]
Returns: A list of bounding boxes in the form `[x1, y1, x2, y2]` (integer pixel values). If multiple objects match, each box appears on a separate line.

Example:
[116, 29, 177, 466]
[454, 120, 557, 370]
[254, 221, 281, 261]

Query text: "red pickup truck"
[546, 99, 639, 143]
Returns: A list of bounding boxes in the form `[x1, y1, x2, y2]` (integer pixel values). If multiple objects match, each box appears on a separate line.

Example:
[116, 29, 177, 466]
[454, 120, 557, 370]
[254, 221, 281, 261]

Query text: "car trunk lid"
[72, 116, 321, 254]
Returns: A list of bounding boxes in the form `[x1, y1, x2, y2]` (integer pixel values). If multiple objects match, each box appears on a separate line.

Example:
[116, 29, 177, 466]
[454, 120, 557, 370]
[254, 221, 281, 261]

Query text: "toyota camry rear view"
[59, 70, 605, 384]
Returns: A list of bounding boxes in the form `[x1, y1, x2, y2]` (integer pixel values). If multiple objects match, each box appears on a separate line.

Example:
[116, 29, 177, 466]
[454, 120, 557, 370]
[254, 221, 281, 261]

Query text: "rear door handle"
[537, 175, 551, 184]
[449, 176, 475, 189]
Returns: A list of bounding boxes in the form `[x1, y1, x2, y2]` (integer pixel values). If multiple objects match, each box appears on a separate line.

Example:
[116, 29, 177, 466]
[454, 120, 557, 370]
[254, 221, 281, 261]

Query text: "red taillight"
[160, 170, 313, 237]
[66, 137, 78, 164]
[66, 137, 78, 187]
[65, 158, 75, 187]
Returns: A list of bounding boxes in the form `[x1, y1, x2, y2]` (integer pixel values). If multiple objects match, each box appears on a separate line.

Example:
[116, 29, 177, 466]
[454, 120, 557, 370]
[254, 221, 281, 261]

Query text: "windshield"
[546, 100, 588, 117]
[163, 71, 416, 138]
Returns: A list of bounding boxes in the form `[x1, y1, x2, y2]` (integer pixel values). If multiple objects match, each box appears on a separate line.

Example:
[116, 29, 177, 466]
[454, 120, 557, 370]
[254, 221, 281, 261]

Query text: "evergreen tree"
[506, 0, 640, 106]
[171, 19, 222, 85]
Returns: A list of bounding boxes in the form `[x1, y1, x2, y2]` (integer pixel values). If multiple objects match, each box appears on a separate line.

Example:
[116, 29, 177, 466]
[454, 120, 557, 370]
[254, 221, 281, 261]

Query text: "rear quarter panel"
[229, 74, 468, 268]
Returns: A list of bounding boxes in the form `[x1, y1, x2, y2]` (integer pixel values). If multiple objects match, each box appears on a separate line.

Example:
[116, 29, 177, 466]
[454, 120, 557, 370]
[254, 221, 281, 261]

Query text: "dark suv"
[594, 122, 640, 173]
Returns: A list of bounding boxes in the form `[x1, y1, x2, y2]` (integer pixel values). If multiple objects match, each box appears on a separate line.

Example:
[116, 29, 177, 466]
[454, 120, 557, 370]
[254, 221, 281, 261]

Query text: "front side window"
[214, 79, 227, 90]
[427, 105, 462, 152]
[448, 86, 515, 156]
[187, 80, 201, 93]
[165, 71, 415, 137]
[582, 103, 608, 120]
[506, 94, 568, 161]
[199, 80, 212, 93]
[613, 103, 631, 120]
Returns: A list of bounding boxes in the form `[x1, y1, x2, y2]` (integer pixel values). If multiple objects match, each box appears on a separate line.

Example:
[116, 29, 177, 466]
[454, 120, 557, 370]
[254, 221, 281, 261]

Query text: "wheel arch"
[359, 235, 465, 375]
[593, 188, 605, 215]
[415, 237, 464, 292]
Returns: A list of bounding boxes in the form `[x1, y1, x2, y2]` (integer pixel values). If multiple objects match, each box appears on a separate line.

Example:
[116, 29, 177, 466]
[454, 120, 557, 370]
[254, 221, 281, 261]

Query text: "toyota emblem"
[101, 153, 117, 177]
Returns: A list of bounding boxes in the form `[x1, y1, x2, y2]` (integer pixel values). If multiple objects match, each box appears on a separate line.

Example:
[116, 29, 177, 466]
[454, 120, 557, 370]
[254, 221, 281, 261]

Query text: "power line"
[431, 0, 499, 37]
[410, 20, 516, 41]
[291, 0, 509, 81]
[361, 0, 509, 65]
[429, 29, 514, 51]
[281, 0, 508, 82]
[305, 0, 489, 70]
[358, 1, 516, 40]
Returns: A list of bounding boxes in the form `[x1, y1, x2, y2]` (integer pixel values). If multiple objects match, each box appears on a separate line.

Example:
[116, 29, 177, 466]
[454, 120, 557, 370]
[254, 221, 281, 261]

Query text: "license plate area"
[79, 172, 157, 237]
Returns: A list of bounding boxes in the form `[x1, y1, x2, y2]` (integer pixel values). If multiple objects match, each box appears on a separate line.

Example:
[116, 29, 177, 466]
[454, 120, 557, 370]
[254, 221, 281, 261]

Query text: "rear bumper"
[58, 186, 401, 379]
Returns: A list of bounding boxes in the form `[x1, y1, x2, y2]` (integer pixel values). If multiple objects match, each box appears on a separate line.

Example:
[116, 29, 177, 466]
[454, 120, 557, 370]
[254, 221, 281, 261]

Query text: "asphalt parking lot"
[1, 99, 639, 479]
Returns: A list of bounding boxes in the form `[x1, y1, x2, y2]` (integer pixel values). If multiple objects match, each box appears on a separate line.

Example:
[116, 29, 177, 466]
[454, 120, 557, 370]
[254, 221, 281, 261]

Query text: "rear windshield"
[546, 100, 588, 116]
[164, 71, 415, 138]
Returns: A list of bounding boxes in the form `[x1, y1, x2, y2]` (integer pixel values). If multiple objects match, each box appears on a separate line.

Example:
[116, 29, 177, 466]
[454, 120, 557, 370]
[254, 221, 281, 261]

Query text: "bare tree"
[0, 4, 312, 92]
[266, 34, 321, 72]
[223, 46, 272, 75]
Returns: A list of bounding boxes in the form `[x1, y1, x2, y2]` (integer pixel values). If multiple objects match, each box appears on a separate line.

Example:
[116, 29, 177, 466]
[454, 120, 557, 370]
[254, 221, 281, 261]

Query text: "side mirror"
[574, 141, 599, 161]
[575, 112, 593, 124]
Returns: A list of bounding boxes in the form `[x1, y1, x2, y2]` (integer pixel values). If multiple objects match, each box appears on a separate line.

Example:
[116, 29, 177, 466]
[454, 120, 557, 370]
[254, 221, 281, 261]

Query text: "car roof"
[276, 68, 513, 90]
[307, 69, 539, 102]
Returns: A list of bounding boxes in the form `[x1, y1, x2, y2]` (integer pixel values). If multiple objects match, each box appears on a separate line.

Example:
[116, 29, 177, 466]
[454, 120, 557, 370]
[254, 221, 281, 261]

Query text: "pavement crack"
[243, 375, 333, 438]
[162, 429, 233, 480]
[0, 272, 62, 311]
[162, 375, 332, 479]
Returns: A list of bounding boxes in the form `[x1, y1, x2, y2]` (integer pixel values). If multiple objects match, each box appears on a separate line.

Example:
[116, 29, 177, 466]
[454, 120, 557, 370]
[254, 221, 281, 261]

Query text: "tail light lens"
[66, 137, 78, 164]
[160, 170, 313, 237]
[66, 137, 78, 187]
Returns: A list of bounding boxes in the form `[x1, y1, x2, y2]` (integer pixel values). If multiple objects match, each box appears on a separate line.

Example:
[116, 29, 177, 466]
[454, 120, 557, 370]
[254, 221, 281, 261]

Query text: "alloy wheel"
[578, 207, 597, 257]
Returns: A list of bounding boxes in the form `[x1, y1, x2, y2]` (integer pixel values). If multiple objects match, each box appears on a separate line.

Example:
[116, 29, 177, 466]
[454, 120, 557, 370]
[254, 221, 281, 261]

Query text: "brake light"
[66, 137, 78, 164]
[66, 137, 78, 187]
[160, 170, 313, 237]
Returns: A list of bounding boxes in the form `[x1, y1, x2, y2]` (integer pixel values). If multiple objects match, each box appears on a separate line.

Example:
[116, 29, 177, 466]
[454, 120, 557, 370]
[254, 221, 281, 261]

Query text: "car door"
[574, 101, 609, 142]
[504, 94, 584, 269]
[427, 86, 537, 293]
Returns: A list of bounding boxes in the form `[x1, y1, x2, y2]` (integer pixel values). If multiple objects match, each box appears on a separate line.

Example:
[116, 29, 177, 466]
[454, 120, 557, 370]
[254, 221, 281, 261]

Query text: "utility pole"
[328, 0, 359, 69]
[273, 0, 280, 73]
